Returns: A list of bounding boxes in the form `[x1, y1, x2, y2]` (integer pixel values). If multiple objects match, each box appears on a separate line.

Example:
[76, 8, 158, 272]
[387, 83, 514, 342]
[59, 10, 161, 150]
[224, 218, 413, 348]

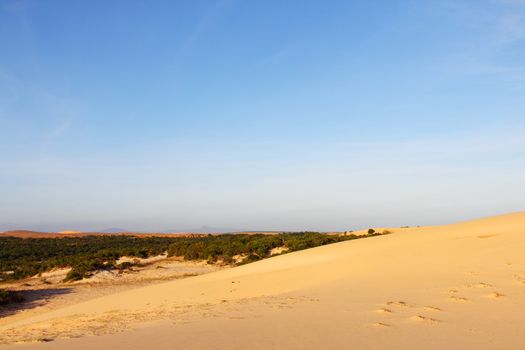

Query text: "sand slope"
[1, 212, 524, 349]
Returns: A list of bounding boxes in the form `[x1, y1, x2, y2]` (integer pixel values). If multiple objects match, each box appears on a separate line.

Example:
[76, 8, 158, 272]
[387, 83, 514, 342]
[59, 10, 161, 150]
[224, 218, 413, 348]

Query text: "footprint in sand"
[447, 288, 470, 302]
[386, 301, 411, 308]
[513, 276, 525, 286]
[423, 306, 442, 312]
[449, 295, 470, 303]
[375, 301, 445, 328]
[371, 322, 391, 328]
[376, 307, 393, 314]
[409, 315, 441, 324]
[486, 292, 505, 299]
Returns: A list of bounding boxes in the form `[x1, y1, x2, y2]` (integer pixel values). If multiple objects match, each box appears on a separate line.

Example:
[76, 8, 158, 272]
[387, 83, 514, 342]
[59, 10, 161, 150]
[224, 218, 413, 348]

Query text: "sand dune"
[1, 212, 524, 349]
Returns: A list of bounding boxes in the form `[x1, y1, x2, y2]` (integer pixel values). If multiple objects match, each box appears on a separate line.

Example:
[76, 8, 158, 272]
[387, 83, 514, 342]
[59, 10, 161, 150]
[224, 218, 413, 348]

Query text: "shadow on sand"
[0, 287, 73, 318]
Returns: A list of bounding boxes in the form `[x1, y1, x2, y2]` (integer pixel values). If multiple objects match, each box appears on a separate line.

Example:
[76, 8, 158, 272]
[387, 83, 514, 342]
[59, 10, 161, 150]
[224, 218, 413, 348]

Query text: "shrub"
[64, 259, 107, 282]
[0, 289, 24, 306]
[1, 230, 382, 282]
[64, 268, 85, 282]
[115, 261, 134, 270]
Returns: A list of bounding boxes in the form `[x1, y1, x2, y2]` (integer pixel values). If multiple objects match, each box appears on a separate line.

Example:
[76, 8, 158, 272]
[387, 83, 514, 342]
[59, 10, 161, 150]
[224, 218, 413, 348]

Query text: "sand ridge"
[0, 211, 524, 349]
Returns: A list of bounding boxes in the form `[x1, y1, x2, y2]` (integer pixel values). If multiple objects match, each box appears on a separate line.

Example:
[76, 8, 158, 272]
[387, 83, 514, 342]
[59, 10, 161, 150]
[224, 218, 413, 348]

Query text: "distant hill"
[0, 230, 66, 238]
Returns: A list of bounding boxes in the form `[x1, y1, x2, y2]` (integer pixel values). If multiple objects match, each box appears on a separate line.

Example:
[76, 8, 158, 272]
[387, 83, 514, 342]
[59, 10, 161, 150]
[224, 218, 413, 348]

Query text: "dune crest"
[1, 212, 524, 349]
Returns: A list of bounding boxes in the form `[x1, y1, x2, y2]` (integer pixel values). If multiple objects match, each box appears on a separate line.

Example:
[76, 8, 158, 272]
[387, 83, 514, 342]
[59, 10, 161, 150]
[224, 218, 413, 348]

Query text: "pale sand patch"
[0, 258, 223, 326]
[57, 231, 82, 235]
[1, 211, 525, 349]
[269, 246, 289, 255]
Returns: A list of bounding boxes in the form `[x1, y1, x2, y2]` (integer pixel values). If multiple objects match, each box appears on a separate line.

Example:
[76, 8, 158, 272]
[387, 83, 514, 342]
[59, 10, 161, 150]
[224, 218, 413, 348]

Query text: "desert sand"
[1, 212, 524, 349]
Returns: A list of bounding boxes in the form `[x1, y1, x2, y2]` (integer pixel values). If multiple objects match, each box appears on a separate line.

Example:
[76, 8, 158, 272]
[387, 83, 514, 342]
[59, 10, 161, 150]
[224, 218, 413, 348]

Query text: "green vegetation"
[167, 234, 283, 263]
[0, 236, 174, 282]
[0, 231, 382, 283]
[0, 289, 24, 306]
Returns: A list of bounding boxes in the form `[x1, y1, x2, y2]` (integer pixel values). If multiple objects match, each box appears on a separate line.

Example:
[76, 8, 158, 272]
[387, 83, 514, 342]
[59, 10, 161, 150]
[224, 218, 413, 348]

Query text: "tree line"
[0, 231, 380, 283]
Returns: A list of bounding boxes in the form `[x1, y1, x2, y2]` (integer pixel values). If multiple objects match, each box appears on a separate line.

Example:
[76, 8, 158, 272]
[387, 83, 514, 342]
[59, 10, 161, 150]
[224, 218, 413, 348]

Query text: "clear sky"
[1, 0, 524, 232]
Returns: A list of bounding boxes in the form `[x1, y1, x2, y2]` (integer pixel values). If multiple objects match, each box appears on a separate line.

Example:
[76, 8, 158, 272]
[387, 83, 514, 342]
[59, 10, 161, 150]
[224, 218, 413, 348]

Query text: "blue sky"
[1, 0, 524, 232]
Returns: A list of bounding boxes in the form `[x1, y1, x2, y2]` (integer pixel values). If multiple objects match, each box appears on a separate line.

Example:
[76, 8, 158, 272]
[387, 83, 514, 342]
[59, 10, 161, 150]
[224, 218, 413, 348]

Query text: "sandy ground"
[1, 212, 524, 349]
[0, 257, 223, 324]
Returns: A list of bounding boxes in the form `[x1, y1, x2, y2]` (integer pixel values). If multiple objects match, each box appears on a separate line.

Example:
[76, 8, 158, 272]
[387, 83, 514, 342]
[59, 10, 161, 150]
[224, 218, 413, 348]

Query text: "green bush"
[0, 236, 176, 282]
[64, 258, 107, 282]
[0, 230, 384, 282]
